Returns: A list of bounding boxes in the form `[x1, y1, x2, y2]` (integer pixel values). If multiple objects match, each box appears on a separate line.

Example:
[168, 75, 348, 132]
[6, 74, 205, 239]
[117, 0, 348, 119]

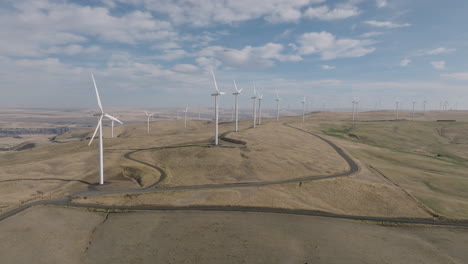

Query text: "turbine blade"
[105, 113, 123, 124]
[239, 88, 243, 93]
[91, 73, 103, 113]
[88, 115, 103, 146]
[144, 111, 149, 116]
[233, 79, 239, 92]
[211, 69, 219, 93]
[253, 82, 257, 97]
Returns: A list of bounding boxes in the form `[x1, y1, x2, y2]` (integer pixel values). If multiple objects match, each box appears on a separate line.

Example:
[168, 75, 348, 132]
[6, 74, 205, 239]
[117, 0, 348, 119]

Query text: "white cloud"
[441, 72, 468, 81]
[399, 58, 411, 67]
[172, 64, 200, 73]
[376, 0, 387, 8]
[360, 31, 383, 38]
[321, 65, 336, 70]
[46, 45, 101, 55]
[303, 5, 360, 21]
[155, 49, 188, 61]
[297, 31, 376, 60]
[425, 47, 456, 55]
[0, 0, 176, 57]
[197, 43, 302, 69]
[265, 7, 302, 23]
[125, 0, 326, 26]
[431, 61, 446, 70]
[363, 20, 411, 28]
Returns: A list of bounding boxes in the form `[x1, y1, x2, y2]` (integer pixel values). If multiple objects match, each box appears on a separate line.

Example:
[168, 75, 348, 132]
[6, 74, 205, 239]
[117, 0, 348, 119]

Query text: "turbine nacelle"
[211, 92, 225, 96]
[88, 74, 123, 146]
[232, 79, 242, 95]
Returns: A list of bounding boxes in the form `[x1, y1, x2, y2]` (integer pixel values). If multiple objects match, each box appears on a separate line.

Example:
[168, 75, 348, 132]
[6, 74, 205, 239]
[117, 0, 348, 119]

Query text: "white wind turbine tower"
[275, 90, 281, 121]
[232, 79, 242, 132]
[257, 92, 264, 125]
[395, 101, 400, 119]
[210, 69, 225, 145]
[251, 82, 258, 128]
[110, 115, 120, 138]
[423, 100, 427, 113]
[301, 96, 306, 123]
[89, 74, 123, 185]
[183, 106, 189, 128]
[144, 111, 154, 134]
[352, 99, 357, 124]
[412, 101, 416, 120]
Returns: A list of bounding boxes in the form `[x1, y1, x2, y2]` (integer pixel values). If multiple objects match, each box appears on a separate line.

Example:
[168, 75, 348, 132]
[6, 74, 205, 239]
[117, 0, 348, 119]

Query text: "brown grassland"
[1, 109, 468, 263]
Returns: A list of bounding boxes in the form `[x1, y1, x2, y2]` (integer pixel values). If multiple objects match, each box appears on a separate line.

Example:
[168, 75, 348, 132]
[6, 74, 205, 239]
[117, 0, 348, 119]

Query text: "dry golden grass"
[295, 110, 468, 219]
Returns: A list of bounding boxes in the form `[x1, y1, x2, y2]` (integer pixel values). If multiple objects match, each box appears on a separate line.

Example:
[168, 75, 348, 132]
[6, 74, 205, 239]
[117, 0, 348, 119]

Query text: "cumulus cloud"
[431, 61, 446, 70]
[399, 58, 411, 67]
[197, 43, 302, 69]
[122, 0, 326, 26]
[172, 64, 200, 73]
[321, 65, 336, 70]
[0, 0, 176, 57]
[155, 49, 188, 61]
[303, 5, 360, 21]
[45, 44, 101, 55]
[297, 31, 376, 60]
[376, 0, 387, 8]
[363, 20, 411, 28]
[360, 31, 383, 38]
[424, 47, 456, 55]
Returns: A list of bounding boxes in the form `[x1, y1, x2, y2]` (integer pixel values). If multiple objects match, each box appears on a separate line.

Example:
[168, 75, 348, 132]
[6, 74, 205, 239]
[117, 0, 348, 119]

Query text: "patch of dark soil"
[13, 142, 36, 151]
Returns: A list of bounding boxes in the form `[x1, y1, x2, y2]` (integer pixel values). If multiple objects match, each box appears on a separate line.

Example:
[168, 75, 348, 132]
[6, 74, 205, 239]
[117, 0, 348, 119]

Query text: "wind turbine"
[352, 100, 357, 124]
[88, 74, 123, 185]
[395, 101, 400, 119]
[251, 82, 258, 128]
[232, 79, 242, 132]
[412, 101, 416, 120]
[257, 93, 263, 125]
[144, 111, 154, 134]
[275, 90, 281, 121]
[301, 96, 306, 123]
[210, 69, 225, 145]
[423, 100, 427, 113]
[183, 106, 189, 128]
[110, 115, 120, 138]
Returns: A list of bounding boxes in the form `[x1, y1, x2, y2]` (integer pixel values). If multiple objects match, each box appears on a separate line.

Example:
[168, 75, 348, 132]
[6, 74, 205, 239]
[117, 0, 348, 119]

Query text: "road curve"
[2, 121, 468, 228]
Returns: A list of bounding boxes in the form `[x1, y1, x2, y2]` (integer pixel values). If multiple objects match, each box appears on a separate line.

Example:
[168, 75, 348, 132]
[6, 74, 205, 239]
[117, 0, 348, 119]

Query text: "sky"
[1, 0, 468, 111]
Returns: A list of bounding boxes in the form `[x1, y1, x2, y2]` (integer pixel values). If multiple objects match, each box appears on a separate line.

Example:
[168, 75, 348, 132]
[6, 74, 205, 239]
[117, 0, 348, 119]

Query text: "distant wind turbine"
[210, 69, 225, 145]
[144, 111, 154, 134]
[301, 96, 306, 123]
[352, 99, 357, 124]
[257, 93, 263, 125]
[275, 90, 281, 121]
[232, 79, 242, 132]
[88, 74, 123, 185]
[395, 101, 400, 119]
[251, 82, 258, 128]
[110, 115, 120, 138]
[412, 101, 416, 120]
[183, 106, 189, 128]
[423, 100, 427, 113]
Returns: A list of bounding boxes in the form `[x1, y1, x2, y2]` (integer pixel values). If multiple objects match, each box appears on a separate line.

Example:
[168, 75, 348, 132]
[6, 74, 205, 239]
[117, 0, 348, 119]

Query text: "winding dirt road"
[1, 122, 468, 228]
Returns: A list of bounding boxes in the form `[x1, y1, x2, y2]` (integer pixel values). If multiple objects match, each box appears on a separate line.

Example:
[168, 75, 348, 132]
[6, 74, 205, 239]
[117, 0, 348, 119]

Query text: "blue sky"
[1, 0, 467, 111]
